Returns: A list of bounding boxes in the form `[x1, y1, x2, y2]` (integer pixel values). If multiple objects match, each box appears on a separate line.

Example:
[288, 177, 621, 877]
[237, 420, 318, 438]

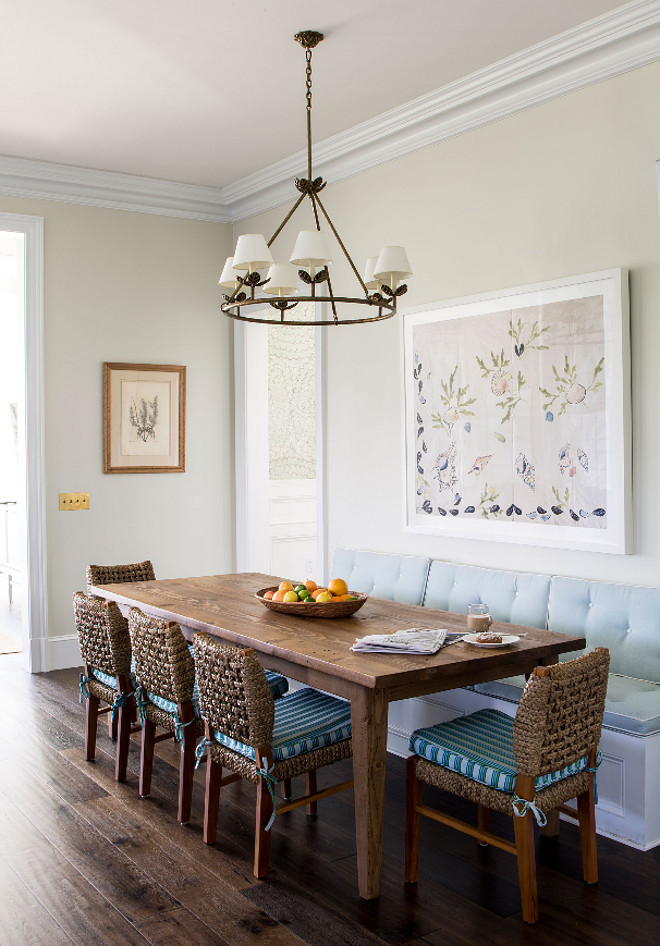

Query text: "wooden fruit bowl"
[255, 587, 368, 618]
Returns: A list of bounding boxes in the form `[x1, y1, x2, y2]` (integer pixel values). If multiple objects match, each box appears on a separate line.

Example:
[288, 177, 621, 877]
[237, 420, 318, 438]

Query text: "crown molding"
[225, 0, 660, 221]
[0, 155, 231, 222]
[1, 1, 659, 224]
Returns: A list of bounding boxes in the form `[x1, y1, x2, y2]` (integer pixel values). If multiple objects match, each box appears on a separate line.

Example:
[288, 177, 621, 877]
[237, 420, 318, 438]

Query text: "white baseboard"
[42, 633, 81, 672]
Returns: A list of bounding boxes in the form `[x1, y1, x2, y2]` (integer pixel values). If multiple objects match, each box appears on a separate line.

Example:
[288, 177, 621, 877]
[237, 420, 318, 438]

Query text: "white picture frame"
[402, 269, 631, 554]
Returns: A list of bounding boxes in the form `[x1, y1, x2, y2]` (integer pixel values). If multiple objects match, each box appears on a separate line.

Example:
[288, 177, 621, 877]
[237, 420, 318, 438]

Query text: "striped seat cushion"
[409, 709, 588, 793]
[91, 668, 136, 690]
[212, 687, 352, 764]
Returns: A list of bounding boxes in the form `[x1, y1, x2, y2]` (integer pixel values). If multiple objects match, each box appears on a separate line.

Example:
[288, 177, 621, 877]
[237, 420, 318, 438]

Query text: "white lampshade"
[373, 246, 412, 289]
[363, 256, 381, 291]
[232, 233, 274, 273]
[263, 263, 300, 297]
[218, 257, 242, 290]
[290, 230, 333, 271]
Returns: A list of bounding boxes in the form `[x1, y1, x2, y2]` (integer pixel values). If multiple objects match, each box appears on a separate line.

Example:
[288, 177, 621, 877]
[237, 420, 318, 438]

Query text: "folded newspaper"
[351, 628, 458, 655]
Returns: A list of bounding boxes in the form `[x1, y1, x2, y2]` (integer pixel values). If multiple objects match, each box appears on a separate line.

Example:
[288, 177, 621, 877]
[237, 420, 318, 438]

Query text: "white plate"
[463, 633, 520, 648]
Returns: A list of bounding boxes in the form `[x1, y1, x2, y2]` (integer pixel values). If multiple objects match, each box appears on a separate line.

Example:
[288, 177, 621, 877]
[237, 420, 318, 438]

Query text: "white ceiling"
[1, 0, 629, 189]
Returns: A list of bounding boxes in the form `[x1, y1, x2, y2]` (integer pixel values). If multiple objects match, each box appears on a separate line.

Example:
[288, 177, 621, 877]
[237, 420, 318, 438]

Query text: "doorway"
[0, 213, 47, 671]
[235, 303, 326, 584]
[0, 230, 25, 654]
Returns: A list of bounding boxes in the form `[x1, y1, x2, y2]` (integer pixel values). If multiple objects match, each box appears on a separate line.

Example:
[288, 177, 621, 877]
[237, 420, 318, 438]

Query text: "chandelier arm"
[324, 268, 339, 324]
[313, 193, 370, 296]
[266, 193, 306, 248]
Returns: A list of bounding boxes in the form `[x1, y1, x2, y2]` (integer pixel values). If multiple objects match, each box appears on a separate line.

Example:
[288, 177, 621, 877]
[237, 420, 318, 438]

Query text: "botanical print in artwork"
[120, 380, 171, 456]
[412, 295, 607, 529]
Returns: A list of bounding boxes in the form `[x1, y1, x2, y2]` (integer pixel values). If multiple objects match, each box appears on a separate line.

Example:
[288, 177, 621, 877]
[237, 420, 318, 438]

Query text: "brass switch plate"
[59, 492, 90, 511]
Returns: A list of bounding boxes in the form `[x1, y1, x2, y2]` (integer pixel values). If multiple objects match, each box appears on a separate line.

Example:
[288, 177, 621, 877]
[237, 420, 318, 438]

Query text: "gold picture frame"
[103, 362, 186, 473]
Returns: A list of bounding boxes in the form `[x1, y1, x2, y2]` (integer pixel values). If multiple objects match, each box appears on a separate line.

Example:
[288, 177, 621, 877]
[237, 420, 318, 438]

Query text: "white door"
[236, 303, 325, 584]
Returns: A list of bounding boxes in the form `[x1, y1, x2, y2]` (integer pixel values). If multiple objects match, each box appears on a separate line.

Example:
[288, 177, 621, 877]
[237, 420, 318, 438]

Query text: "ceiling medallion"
[219, 30, 412, 326]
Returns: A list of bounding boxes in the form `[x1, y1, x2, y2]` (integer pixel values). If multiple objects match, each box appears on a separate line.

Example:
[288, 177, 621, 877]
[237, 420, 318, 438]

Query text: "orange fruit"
[279, 580, 294, 592]
[273, 589, 287, 602]
[305, 580, 317, 592]
[328, 578, 348, 596]
[338, 594, 353, 601]
[263, 590, 274, 600]
[316, 591, 332, 603]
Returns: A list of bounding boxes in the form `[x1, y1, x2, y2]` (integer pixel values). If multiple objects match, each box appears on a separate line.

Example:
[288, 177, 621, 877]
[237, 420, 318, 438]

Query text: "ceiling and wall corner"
[1, 2, 659, 222]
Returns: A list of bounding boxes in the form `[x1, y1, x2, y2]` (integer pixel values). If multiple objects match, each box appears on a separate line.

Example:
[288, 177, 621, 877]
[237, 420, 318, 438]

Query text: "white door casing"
[0, 213, 47, 672]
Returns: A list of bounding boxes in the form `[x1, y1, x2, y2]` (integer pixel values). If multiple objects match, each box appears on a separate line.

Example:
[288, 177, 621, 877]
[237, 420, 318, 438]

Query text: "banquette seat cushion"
[331, 548, 430, 605]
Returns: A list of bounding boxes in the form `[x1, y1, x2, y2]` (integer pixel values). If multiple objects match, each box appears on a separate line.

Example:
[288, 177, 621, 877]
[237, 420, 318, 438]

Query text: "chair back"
[513, 647, 610, 778]
[86, 560, 156, 591]
[128, 608, 194, 703]
[72, 591, 132, 676]
[193, 633, 274, 750]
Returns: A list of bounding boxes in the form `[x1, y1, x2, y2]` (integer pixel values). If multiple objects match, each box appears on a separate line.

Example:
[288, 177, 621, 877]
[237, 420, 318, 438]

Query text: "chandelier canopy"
[219, 30, 412, 327]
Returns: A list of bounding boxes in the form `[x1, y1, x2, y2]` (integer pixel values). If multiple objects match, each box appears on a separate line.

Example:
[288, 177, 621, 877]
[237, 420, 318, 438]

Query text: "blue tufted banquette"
[331, 548, 430, 605]
[422, 561, 551, 630]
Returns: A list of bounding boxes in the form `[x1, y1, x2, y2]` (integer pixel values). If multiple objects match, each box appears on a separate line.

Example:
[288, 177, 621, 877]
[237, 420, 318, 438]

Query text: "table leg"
[351, 687, 389, 900]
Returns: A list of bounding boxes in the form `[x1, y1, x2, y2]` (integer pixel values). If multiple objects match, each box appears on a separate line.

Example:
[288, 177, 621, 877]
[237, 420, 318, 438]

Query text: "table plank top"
[91, 572, 586, 691]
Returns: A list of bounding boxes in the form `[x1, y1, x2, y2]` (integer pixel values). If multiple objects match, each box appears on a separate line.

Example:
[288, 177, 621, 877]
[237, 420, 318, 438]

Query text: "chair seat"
[409, 709, 589, 794]
[212, 687, 352, 764]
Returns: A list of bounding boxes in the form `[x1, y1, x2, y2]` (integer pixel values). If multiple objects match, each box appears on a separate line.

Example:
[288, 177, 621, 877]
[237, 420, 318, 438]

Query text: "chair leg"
[513, 811, 538, 924]
[305, 770, 318, 816]
[404, 755, 422, 883]
[84, 694, 100, 762]
[177, 724, 197, 825]
[115, 700, 132, 782]
[204, 759, 222, 845]
[254, 777, 273, 878]
[477, 804, 491, 843]
[139, 719, 156, 798]
[577, 787, 598, 884]
[282, 778, 292, 800]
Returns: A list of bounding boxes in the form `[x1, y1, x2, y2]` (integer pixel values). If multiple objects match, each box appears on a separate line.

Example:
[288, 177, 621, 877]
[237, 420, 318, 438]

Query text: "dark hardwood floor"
[0, 654, 658, 946]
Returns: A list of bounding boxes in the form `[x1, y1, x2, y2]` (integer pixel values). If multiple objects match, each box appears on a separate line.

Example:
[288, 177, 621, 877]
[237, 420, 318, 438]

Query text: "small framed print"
[103, 363, 186, 473]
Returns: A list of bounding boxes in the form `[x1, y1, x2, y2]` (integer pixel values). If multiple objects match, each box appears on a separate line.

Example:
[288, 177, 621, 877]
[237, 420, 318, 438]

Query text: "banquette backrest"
[548, 576, 660, 683]
[331, 548, 430, 605]
[422, 561, 551, 630]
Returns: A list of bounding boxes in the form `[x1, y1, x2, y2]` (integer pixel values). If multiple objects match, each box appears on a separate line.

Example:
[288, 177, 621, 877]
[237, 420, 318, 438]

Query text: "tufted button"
[515, 591, 519, 596]
[626, 627, 632, 634]
[588, 602, 594, 608]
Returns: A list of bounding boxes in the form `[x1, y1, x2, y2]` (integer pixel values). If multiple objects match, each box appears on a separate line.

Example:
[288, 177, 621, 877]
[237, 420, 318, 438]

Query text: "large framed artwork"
[103, 363, 186, 473]
[402, 270, 631, 553]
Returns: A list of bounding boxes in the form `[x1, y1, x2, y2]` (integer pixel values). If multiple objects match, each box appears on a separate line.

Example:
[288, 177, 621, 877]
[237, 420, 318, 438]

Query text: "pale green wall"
[0, 195, 233, 638]
[237, 60, 660, 585]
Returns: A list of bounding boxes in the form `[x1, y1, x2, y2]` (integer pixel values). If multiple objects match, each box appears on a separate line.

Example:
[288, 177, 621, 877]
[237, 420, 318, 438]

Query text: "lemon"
[283, 590, 299, 603]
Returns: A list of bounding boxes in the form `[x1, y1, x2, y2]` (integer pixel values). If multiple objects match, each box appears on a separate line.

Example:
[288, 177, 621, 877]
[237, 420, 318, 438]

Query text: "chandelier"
[219, 30, 412, 326]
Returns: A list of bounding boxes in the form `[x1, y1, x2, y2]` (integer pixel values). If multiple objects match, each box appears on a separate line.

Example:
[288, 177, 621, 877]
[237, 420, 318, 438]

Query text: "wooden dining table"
[90, 571, 587, 900]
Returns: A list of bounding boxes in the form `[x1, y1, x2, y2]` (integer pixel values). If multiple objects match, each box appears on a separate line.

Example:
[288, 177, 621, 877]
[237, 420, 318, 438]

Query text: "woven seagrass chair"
[85, 560, 156, 739]
[405, 648, 610, 924]
[86, 560, 156, 592]
[193, 632, 354, 878]
[73, 592, 138, 782]
[128, 607, 205, 824]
